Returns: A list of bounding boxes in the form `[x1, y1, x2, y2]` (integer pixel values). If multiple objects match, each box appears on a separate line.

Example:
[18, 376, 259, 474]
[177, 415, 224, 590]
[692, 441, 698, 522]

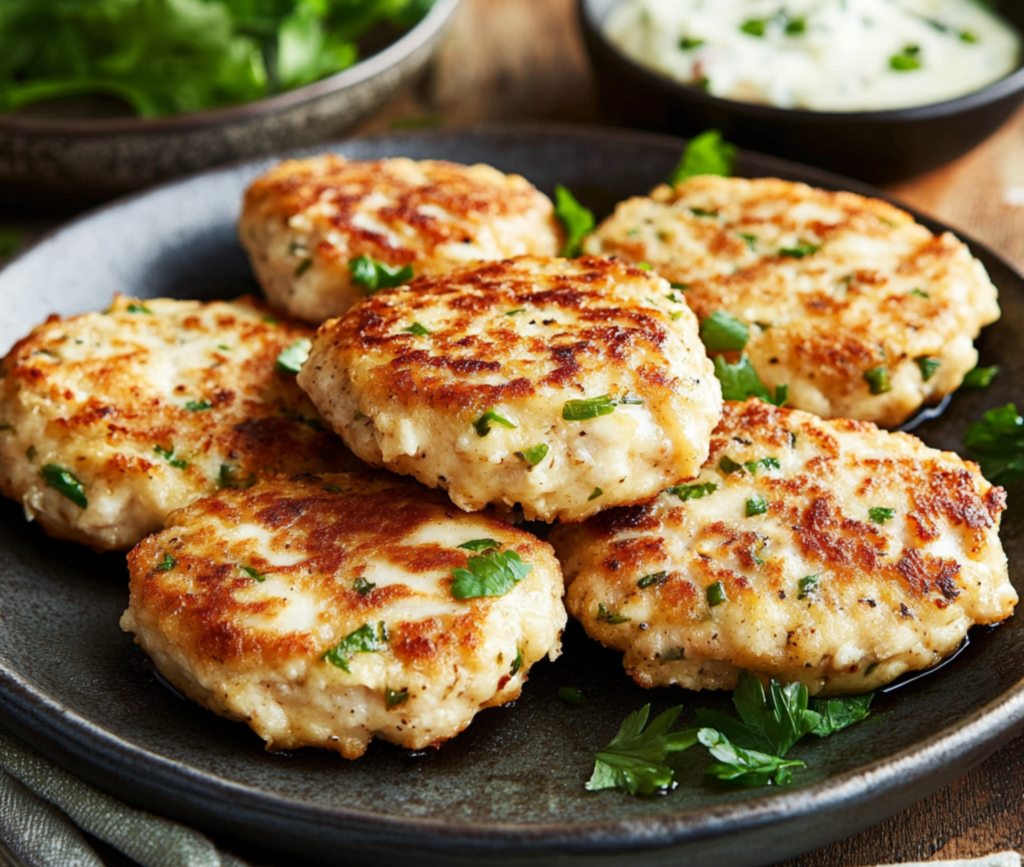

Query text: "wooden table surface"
[356, 1, 1024, 866]
[3, 2, 1024, 866]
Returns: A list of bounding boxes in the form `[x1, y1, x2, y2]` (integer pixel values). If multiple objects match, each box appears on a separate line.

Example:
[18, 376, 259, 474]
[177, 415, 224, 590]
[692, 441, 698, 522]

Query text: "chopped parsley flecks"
[294, 258, 313, 278]
[916, 356, 941, 382]
[559, 686, 587, 706]
[276, 338, 312, 373]
[719, 455, 743, 474]
[562, 393, 643, 421]
[353, 577, 376, 596]
[588, 487, 603, 501]
[154, 445, 188, 469]
[41, 464, 87, 509]
[184, 398, 212, 412]
[126, 302, 153, 315]
[472, 408, 517, 437]
[668, 481, 717, 501]
[385, 687, 409, 708]
[700, 310, 749, 352]
[890, 45, 922, 71]
[679, 36, 705, 50]
[863, 366, 892, 395]
[349, 255, 414, 294]
[156, 554, 176, 572]
[744, 457, 780, 474]
[516, 443, 550, 467]
[554, 184, 596, 258]
[740, 18, 767, 37]
[511, 648, 523, 676]
[778, 241, 820, 259]
[597, 602, 629, 624]
[869, 507, 895, 525]
[451, 545, 532, 599]
[323, 622, 388, 673]
[402, 322, 431, 336]
[458, 538, 499, 553]
[706, 581, 727, 607]
[218, 463, 256, 490]
[746, 495, 769, 517]
[713, 356, 788, 406]
[239, 565, 265, 582]
[910, 288, 930, 299]
[798, 574, 819, 600]
[638, 571, 668, 589]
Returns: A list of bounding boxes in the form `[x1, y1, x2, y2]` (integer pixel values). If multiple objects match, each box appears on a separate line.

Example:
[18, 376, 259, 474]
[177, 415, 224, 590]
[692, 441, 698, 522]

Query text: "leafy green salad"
[0, 0, 436, 117]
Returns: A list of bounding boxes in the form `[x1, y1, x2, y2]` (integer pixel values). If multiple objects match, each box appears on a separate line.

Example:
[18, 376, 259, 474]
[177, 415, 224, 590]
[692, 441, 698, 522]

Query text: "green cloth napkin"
[0, 727, 248, 867]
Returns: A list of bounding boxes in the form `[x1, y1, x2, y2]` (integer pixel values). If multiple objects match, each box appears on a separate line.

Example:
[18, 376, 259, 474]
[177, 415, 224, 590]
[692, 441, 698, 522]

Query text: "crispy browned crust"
[242, 155, 561, 269]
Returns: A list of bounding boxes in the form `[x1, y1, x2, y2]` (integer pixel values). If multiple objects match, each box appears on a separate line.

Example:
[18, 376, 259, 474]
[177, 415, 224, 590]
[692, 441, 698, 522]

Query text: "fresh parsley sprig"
[713, 356, 788, 406]
[554, 185, 596, 258]
[586, 705, 699, 796]
[451, 542, 532, 599]
[350, 255, 414, 294]
[323, 621, 388, 673]
[666, 130, 737, 186]
[964, 404, 1024, 485]
[700, 310, 748, 352]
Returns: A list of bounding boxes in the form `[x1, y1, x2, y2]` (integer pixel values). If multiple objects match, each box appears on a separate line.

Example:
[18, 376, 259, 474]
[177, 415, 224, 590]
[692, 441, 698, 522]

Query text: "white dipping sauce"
[605, 0, 1021, 112]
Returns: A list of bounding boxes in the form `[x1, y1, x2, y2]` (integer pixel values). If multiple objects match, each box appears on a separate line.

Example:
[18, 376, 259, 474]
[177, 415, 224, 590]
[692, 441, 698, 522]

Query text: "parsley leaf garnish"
[706, 581, 727, 607]
[916, 356, 941, 382]
[666, 129, 737, 186]
[349, 255, 413, 294]
[458, 538, 499, 552]
[587, 705, 698, 795]
[516, 443, 549, 466]
[712, 356, 788, 406]
[964, 404, 1024, 484]
[323, 622, 388, 673]
[218, 463, 256, 490]
[40, 464, 87, 509]
[554, 184, 596, 257]
[699, 729, 804, 786]
[778, 241, 819, 259]
[869, 507, 895, 524]
[472, 408, 517, 437]
[451, 546, 532, 599]
[239, 565, 265, 582]
[890, 45, 923, 71]
[962, 365, 999, 389]
[126, 302, 153, 315]
[353, 577, 375, 596]
[809, 694, 873, 736]
[797, 574, 819, 599]
[740, 18, 767, 37]
[402, 322, 431, 336]
[386, 687, 409, 708]
[276, 338, 311, 373]
[700, 311, 749, 352]
[156, 554, 176, 572]
[184, 398, 212, 411]
[597, 602, 629, 623]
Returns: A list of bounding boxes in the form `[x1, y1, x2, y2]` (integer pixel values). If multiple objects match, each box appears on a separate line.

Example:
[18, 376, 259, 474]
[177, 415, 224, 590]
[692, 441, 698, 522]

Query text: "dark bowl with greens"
[0, 0, 461, 199]
[578, 0, 1024, 183]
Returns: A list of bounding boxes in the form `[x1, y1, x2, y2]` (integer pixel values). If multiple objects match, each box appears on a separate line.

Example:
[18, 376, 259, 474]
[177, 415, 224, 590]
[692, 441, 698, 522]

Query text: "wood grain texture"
[355, 2, 1024, 865]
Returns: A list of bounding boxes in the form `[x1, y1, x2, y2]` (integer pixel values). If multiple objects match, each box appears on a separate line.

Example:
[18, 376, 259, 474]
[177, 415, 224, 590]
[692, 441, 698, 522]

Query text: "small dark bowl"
[579, 0, 1024, 183]
[0, 0, 461, 202]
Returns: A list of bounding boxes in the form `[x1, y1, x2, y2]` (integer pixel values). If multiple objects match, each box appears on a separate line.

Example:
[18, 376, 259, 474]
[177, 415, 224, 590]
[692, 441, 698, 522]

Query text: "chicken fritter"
[239, 156, 563, 323]
[122, 471, 566, 759]
[584, 176, 1000, 427]
[297, 255, 722, 523]
[551, 398, 1015, 695]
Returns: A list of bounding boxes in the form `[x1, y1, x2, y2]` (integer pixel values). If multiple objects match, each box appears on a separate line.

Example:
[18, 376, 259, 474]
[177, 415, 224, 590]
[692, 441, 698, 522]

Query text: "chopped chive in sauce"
[472, 409, 516, 437]
[41, 464, 87, 509]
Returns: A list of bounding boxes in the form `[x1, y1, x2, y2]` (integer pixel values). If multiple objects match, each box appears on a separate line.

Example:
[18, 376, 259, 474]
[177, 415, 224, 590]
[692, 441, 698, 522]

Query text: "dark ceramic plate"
[578, 0, 1024, 183]
[1, 127, 1023, 867]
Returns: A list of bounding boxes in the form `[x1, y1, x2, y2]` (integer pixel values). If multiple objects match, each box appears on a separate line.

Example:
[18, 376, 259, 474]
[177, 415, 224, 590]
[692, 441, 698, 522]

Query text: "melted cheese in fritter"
[121, 472, 566, 759]
[238, 156, 563, 323]
[0, 296, 357, 551]
[584, 176, 1000, 427]
[298, 256, 722, 522]
[551, 399, 1015, 695]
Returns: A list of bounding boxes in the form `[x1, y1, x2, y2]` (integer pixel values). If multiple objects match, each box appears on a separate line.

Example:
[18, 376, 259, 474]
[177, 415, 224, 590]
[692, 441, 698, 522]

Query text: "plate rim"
[2, 123, 1023, 858]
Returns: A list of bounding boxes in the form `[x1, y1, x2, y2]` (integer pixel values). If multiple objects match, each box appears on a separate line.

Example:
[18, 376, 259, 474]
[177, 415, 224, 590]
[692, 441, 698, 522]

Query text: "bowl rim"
[0, 0, 461, 137]
[578, 0, 1024, 122]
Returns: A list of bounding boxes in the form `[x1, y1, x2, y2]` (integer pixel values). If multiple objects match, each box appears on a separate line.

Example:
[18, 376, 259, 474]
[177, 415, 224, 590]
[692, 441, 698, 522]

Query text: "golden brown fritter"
[121, 471, 566, 759]
[239, 156, 563, 323]
[0, 296, 358, 551]
[298, 255, 722, 522]
[551, 398, 1015, 695]
[585, 176, 1000, 426]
